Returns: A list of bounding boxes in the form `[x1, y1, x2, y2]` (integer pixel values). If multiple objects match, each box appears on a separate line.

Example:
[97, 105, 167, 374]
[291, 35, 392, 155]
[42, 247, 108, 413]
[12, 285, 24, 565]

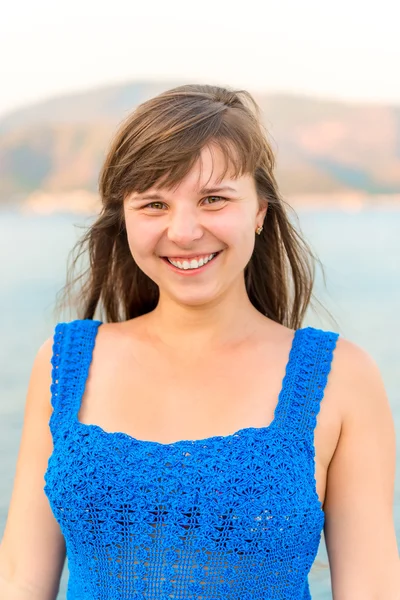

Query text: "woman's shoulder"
[52, 317, 141, 332]
[52, 317, 103, 332]
[51, 318, 148, 359]
[252, 319, 386, 427]
[277, 322, 386, 424]
[258, 318, 340, 349]
[318, 331, 388, 426]
[295, 324, 382, 398]
[325, 331, 381, 384]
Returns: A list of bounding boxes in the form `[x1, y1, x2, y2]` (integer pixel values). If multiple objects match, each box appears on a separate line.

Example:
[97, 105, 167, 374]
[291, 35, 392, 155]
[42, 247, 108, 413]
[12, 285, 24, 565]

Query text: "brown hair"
[56, 83, 327, 329]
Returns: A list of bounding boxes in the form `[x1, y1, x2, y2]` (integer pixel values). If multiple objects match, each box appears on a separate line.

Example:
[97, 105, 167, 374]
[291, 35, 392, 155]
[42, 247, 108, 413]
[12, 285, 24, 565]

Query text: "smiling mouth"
[162, 251, 221, 271]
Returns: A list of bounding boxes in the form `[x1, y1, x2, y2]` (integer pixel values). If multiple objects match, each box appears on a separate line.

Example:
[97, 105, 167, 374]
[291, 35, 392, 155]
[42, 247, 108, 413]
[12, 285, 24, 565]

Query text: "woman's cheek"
[127, 220, 158, 255]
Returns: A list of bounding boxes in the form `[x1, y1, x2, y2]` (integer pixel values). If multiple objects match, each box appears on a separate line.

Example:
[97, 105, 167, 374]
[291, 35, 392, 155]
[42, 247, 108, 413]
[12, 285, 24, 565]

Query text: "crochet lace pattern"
[44, 319, 339, 599]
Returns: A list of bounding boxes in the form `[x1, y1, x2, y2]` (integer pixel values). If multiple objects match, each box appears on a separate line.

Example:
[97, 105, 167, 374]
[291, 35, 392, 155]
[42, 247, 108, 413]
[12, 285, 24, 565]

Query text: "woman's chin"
[161, 285, 224, 309]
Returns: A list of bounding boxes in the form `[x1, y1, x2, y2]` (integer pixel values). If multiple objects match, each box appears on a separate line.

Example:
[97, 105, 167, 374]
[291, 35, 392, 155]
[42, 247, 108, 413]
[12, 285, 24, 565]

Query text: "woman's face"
[123, 145, 267, 308]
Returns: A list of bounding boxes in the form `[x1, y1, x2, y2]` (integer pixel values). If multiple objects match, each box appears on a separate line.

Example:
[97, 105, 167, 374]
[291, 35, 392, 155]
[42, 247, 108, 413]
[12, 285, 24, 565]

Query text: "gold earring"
[256, 225, 263, 235]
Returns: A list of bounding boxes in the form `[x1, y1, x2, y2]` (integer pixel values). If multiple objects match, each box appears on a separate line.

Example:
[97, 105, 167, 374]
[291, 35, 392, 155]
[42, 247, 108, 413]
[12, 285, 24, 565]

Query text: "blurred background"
[0, 1, 399, 598]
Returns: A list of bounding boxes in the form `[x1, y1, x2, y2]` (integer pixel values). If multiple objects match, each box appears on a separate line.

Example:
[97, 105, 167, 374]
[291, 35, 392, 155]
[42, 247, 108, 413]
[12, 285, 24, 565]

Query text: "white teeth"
[167, 253, 217, 270]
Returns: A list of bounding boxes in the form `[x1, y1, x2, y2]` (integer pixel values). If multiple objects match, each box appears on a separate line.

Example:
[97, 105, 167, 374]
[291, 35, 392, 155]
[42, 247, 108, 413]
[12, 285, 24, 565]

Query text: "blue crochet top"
[44, 319, 339, 600]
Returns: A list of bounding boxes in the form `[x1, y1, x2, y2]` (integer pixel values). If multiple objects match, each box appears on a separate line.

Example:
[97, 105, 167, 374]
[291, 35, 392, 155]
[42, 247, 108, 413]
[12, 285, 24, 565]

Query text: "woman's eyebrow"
[199, 185, 238, 194]
[133, 192, 164, 201]
[135, 185, 238, 201]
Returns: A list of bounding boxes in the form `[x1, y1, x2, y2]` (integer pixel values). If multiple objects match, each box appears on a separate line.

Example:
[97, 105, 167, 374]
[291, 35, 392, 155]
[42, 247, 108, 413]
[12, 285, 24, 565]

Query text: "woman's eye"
[203, 195, 225, 205]
[144, 202, 165, 210]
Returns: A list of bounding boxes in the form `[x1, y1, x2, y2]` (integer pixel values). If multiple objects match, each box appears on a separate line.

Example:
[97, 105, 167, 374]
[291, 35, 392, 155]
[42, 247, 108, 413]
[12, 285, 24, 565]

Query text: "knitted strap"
[49, 319, 102, 442]
[279, 327, 339, 439]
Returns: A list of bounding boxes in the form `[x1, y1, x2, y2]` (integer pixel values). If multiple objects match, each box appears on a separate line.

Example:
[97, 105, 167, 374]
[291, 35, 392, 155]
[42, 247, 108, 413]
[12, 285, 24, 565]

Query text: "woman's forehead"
[156, 145, 249, 192]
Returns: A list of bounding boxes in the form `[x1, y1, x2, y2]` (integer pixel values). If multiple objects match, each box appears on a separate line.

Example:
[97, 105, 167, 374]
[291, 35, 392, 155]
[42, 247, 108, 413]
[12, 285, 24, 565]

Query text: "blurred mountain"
[1, 80, 400, 207]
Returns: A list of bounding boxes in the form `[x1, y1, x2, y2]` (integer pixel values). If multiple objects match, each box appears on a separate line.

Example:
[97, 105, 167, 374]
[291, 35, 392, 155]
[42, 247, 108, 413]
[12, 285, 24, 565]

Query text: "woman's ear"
[257, 201, 268, 224]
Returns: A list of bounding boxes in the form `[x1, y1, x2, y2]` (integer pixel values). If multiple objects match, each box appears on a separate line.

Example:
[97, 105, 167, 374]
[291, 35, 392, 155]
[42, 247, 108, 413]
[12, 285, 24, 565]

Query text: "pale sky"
[1, 0, 399, 118]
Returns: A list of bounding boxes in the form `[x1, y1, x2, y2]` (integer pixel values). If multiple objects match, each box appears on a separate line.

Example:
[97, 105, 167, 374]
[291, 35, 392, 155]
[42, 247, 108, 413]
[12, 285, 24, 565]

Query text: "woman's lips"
[162, 251, 222, 275]
[163, 251, 220, 261]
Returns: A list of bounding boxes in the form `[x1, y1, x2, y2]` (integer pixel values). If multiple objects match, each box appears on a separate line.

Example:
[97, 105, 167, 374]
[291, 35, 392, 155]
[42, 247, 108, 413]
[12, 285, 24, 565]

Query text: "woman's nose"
[167, 210, 203, 246]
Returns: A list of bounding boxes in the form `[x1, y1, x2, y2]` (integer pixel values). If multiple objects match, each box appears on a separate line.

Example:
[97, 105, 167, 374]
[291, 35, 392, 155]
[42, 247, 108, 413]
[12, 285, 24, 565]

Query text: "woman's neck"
[144, 284, 269, 354]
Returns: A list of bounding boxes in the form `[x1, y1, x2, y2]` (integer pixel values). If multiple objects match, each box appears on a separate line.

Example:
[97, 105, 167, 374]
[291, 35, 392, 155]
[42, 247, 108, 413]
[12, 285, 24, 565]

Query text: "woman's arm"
[0, 338, 66, 600]
[324, 338, 400, 599]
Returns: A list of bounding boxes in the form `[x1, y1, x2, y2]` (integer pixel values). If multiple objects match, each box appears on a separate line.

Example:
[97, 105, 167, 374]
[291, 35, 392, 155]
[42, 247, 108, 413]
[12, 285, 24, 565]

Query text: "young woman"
[0, 84, 399, 599]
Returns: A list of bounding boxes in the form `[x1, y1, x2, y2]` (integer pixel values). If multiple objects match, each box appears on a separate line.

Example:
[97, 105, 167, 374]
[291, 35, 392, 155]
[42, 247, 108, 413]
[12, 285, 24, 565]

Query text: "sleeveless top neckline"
[44, 318, 339, 600]
[69, 321, 306, 449]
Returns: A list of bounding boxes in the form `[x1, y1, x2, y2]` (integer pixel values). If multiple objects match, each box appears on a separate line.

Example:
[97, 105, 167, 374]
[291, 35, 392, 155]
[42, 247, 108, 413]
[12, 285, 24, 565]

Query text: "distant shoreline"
[288, 193, 400, 212]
